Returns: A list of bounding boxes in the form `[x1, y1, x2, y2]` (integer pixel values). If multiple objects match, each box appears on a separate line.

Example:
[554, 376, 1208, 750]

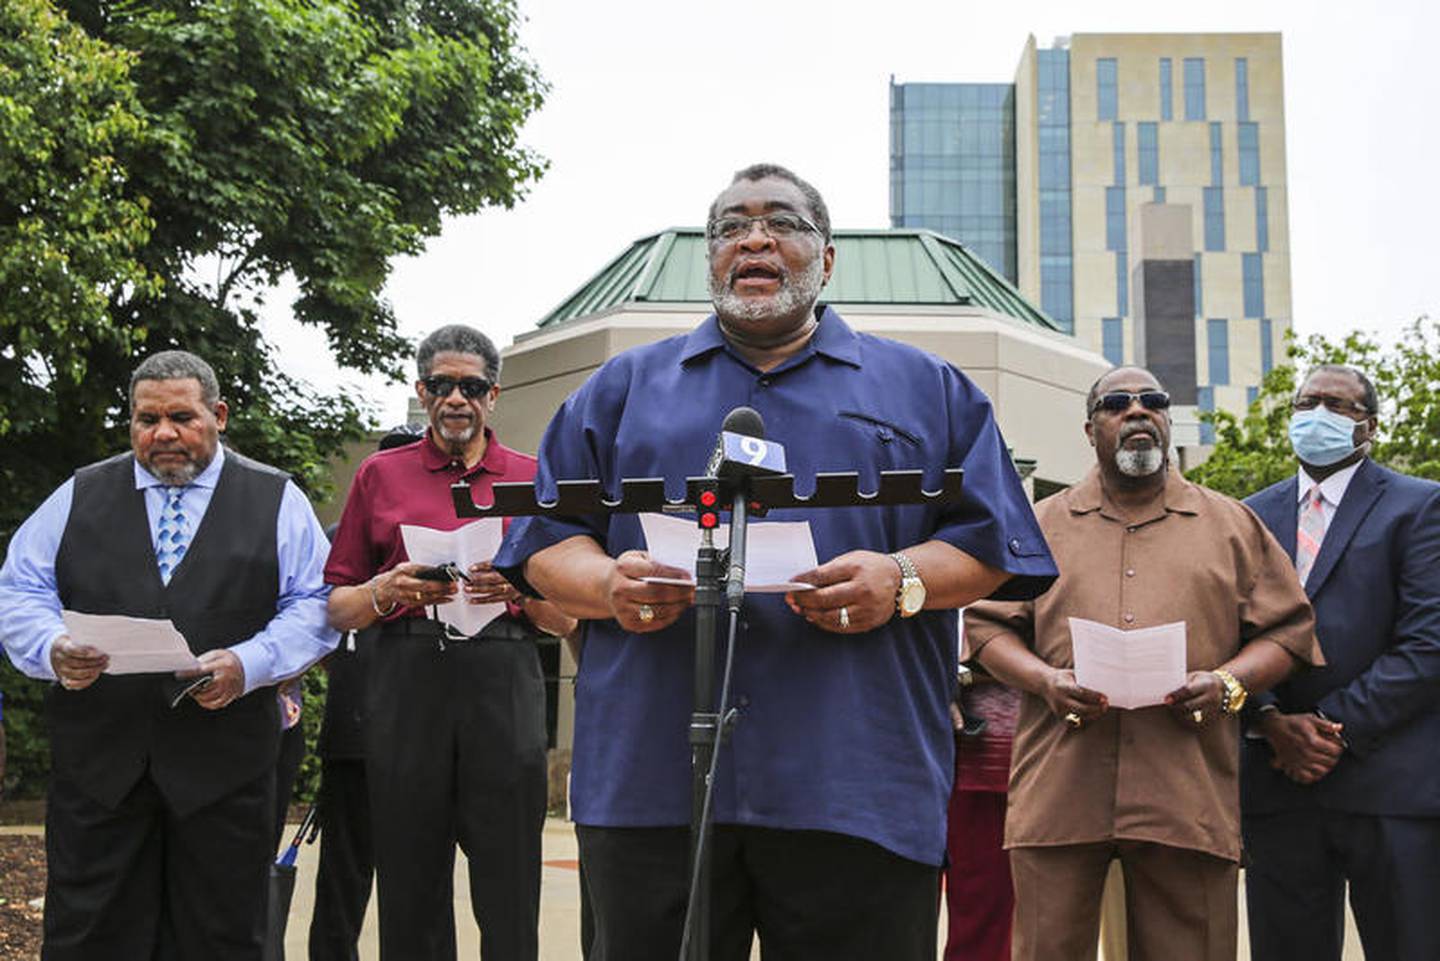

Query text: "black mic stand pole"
[687, 525, 722, 961]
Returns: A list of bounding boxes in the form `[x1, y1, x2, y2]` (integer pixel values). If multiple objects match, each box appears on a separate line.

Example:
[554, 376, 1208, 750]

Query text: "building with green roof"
[494, 226, 1110, 493]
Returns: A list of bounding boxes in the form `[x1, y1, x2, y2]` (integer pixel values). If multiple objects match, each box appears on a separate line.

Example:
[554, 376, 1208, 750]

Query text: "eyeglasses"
[1090, 391, 1171, 416]
[1292, 394, 1370, 416]
[422, 375, 493, 399]
[706, 212, 820, 245]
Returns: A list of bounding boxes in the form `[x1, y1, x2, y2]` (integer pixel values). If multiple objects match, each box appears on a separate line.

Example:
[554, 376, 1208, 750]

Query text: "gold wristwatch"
[1212, 669, 1248, 715]
[888, 552, 926, 618]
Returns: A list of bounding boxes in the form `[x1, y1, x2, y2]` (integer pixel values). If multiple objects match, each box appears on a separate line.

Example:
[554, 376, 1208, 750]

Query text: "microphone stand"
[450, 468, 965, 961]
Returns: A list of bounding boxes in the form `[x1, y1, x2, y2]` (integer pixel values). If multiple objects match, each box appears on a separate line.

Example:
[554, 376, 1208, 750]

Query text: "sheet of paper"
[1069, 617, 1187, 710]
[638, 513, 819, 592]
[61, 610, 201, 674]
[400, 520, 506, 637]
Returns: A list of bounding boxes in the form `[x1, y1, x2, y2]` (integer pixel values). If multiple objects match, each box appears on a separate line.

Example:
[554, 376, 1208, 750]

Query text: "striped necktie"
[1295, 485, 1326, 586]
[156, 485, 192, 585]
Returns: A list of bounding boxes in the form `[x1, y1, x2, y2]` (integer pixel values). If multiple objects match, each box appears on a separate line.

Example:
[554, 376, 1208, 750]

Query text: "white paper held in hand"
[1068, 617, 1187, 710]
[400, 519, 506, 636]
[60, 610, 201, 674]
[637, 513, 819, 593]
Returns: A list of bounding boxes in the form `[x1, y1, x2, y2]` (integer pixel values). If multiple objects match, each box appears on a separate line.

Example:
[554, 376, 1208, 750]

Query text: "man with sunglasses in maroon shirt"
[965, 365, 1321, 961]
[324, 325, 575, 961]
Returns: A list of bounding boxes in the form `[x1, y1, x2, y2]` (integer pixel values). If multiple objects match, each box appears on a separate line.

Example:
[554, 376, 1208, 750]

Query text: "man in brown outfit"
[965, 366, 1322, 961]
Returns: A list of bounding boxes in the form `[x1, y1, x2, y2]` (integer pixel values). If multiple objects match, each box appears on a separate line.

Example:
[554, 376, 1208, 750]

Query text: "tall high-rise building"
[891, 33, 1290, 441]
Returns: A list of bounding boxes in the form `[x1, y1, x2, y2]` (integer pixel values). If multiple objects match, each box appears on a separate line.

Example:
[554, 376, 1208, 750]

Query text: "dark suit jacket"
[1243, 458, 1440, 816]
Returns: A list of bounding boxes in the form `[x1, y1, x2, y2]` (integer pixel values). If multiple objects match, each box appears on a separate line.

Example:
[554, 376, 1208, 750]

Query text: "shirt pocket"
[835, 409, 926, 472]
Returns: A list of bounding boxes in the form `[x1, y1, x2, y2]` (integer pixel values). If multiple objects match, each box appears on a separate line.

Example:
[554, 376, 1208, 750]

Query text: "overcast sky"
[262, 0, 1439, 425]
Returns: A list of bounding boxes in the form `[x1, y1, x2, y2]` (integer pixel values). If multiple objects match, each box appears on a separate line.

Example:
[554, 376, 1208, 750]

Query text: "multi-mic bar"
[449, 468, 965, 518]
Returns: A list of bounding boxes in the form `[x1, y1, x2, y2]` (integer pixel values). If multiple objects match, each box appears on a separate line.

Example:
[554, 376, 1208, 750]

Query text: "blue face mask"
[1289, 406, 1365, 466]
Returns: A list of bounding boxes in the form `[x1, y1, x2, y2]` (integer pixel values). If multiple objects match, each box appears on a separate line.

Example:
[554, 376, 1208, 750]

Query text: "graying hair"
[708, 163, 833, 243]
[416, 325, 501, 381]
[129, 350, 221, 406]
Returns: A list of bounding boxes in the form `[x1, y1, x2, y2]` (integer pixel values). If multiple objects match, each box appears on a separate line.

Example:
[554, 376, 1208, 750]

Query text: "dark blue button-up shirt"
[496, 308, 1056, 864]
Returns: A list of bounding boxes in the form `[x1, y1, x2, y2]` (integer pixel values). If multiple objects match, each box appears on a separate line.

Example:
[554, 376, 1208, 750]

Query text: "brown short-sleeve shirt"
[965, 468, 1320, 862]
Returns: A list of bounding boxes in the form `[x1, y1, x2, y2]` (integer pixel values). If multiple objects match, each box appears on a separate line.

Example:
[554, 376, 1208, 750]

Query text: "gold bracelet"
[370, 580, 397, 618]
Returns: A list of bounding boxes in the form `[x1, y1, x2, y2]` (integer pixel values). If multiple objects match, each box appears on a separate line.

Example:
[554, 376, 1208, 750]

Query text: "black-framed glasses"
[1292, 394, 1370, 416]
[422, 375, 493, 399]
[706, 212, 820, 245]
[1090, 390, 1171, 416]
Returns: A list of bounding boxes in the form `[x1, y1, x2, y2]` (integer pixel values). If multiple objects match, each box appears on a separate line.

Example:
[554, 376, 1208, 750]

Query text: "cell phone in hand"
[414, 562, 471, 583]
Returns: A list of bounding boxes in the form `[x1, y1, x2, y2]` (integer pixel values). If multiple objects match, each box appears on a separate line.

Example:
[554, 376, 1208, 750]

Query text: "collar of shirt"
[1296, 459, 1362, 509]
[418, 426, 507, 478]
[1067, 465, 1204, 526]
[678, 306, 864, 372]
[133, 443, 226, 491]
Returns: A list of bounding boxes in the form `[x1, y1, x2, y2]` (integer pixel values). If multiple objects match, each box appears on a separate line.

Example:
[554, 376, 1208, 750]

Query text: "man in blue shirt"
[0, 350, 337, 961]
[496, 164, 1057, 960]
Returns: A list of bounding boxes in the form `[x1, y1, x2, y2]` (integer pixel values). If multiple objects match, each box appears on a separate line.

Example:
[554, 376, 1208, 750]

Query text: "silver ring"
[637, 604, 656, 624]
[1192, 709, 1205, 726]
[838, 606, 850, 629]
[1065, 712, 1082, 729]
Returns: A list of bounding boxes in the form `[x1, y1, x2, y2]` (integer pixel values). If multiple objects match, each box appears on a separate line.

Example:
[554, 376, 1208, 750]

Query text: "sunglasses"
[1091, 390, 1171, 415]
[422, 375, 493, 399]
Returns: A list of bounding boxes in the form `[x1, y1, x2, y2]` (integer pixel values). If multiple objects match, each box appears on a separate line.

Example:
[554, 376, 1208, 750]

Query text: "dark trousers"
[307, 758, 373, 961]
[273, 720, 306, 849]
[1244, 808, 1440, 961]
[366, 627, 548, 961]
[43, 767, 274, 961]
[942, 790, 1010, 961]
[576, 823, 940, 961]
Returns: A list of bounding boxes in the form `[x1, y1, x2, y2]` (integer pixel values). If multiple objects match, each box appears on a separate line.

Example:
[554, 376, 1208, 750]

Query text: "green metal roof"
[536, 228, 1059, 331]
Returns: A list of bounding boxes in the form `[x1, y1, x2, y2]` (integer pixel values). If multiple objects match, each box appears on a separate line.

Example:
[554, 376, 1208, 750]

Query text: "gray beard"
[1115, 446, 1165, 477]
[436, 422, 476, 454]
[150, 453, 208, 485]
[708, 254, 826, 328]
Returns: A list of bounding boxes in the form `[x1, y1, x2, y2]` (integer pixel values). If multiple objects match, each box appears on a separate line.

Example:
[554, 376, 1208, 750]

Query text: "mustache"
[1118, 421, 1161, 442]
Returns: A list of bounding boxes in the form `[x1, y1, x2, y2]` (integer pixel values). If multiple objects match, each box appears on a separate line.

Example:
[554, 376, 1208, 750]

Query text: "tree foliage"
[1186, 316, 1440, 500]
[1, 0, 546, 799]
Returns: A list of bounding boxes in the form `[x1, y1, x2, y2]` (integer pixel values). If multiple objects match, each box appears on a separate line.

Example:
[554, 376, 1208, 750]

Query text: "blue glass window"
[1210, 122, 1223, 185]
[1138, 122, 1158, 185]
[1243, 253, 1264, 318]
[1184, 58, 1206, 120]
[1159, 58, 1173, 121]
[1037, 50, 1073, 331]
[1113, 123, 1126, 184]
[1239, 122, 1260, 186]
[1204, 187, 1225, 251]
[1255, 187, 1269, 252]
[1198, 386, 1216, 444]
[1153, 186, 1167, 203]
[1194, 253, 1203, 316]
[1103, 317, 1124, 365]
[1115, 253, 1129, 316]
[1261, 318, 1274, 374]
[1097, 58, 1118, 121]
[1247, 385, 1259, 406]
[1235, 58, 1250, 122]
[1208, 318, 1230, 385]
[1106, 187, 1127, 252]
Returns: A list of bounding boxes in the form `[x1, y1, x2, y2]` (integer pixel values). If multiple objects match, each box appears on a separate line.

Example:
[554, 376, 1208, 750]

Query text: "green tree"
[1, 0, 546, 799]
[1186, 317, 1440, 500]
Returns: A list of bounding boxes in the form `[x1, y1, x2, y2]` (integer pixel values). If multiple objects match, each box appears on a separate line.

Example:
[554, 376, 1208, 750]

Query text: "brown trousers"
[1009, 840, 1237, 961]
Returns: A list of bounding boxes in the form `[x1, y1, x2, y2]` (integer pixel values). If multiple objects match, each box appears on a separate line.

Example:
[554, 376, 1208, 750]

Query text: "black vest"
[51, 450, 288, 814]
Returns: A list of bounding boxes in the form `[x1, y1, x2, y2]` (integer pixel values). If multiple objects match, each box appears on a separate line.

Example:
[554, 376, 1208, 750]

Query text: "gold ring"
[1192, 709, 1205, 725]
[1064, 712, 1082, 729]
[838, 606, 850, 629]
[637, 604, 655, 624]
[414, 590, 422, 603]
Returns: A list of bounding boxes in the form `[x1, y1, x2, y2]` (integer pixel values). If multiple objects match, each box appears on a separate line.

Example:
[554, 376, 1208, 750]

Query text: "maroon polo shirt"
[325, 428, 535, 622]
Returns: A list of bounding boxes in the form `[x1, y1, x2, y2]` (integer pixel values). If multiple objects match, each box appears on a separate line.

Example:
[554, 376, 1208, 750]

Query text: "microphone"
[712, 407, 774, 611]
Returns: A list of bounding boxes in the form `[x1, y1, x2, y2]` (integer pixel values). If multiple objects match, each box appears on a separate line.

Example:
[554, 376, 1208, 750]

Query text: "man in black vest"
[0, 350, 338, 960]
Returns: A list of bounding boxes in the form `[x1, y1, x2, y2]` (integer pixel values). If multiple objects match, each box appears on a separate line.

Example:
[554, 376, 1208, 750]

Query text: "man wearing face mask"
[1242, 364, 1440, 961]
[964, 366, 1320, 961]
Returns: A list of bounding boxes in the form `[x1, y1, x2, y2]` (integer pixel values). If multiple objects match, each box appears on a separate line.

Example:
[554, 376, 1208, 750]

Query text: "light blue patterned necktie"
[156, 485, 191, 585]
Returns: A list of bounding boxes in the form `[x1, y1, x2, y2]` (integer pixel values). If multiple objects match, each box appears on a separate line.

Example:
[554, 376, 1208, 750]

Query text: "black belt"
[379, 616, 534, 644]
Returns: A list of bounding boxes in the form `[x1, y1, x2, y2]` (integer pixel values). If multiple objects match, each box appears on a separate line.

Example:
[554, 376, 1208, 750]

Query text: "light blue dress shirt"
[0, 445, 337, 693]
